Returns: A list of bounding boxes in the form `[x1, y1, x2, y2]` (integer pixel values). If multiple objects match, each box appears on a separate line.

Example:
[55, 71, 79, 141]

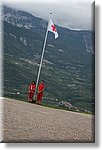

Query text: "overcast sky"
[1, 0, 94, 30]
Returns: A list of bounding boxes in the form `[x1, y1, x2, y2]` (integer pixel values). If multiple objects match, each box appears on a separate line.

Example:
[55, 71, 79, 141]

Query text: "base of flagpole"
[32, 95, 37, 103]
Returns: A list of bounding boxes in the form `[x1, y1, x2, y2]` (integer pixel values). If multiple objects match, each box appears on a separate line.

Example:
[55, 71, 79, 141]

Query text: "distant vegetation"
[3, 6, 95, 113]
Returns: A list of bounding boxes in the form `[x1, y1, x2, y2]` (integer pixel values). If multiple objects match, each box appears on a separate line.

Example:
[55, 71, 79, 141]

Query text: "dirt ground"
[1, 98, 95, 143]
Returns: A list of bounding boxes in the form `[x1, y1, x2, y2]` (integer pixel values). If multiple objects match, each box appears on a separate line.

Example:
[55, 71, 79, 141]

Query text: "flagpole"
[34, 14, 51, 100]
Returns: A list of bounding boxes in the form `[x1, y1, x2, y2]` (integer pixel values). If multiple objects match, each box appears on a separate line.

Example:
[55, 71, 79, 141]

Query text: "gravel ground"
[2, 98, 95, 143]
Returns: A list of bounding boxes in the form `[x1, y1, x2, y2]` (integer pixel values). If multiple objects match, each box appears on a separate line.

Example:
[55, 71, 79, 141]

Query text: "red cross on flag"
[48, 19, 59, 39]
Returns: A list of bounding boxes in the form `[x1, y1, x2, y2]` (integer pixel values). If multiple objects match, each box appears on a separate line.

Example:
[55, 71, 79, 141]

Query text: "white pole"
[34, 16, 50, 100]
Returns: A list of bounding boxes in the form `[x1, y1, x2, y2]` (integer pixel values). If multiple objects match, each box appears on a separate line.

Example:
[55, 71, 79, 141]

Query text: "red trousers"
[28, 92, 34, 102]
[37, 92, 43, 104]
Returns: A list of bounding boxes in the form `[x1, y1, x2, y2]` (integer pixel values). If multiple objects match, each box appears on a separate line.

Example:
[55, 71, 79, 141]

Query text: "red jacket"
[38, 83, 45, 93]
[29, 83, 36, 92]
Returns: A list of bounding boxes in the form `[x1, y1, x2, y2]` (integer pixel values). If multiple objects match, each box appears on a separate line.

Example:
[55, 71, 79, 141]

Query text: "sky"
[1, 0, 94, 30]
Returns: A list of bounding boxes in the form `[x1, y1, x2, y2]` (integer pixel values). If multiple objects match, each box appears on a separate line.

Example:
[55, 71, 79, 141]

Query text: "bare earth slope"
[2, 98, 95, 143]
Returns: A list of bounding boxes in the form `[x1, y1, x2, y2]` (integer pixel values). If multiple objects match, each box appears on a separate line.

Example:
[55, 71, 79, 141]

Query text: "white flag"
[48, 19, 59, 39]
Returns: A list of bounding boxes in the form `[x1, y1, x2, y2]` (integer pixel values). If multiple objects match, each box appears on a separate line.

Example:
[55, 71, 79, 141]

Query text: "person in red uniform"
[37, 80, 45, 104]
[28, 81, 36, 103]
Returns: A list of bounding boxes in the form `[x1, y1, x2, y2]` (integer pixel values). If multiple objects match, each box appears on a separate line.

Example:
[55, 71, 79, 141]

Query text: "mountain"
[2, 6, 95, 112]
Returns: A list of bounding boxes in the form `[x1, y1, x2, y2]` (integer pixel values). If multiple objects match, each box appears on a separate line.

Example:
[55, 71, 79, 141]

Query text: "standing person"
[28, 81, 36, 103]
[37, 80, 45, 104]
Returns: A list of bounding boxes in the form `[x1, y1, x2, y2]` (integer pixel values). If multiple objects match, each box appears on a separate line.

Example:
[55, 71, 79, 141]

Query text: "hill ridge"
[3, 5, 95, 112]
